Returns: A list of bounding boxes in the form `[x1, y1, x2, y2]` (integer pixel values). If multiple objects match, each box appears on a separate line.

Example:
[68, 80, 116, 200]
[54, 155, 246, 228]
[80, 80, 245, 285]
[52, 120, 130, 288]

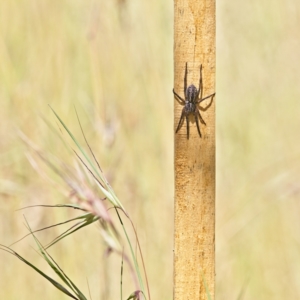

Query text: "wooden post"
[173, 0, 216, 299]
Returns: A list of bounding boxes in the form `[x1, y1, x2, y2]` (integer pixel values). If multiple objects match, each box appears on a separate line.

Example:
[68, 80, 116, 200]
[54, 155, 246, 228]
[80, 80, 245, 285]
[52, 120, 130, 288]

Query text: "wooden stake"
[173, 0, 216, 299]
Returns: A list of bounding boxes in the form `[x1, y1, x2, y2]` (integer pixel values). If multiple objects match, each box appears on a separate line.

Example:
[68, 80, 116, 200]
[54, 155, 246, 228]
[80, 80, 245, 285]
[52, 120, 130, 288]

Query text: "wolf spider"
[173, 63, 215, 139]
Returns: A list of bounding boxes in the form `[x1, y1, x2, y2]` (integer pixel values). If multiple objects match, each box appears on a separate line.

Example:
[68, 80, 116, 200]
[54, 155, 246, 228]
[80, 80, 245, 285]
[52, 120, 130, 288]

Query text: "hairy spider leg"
[184, 62, 188, 97]
[173, 89, 185, 105]
[196, 92, 215, 104]
[197, 64, 215, 104]
[197, 109, 206, 125]
[186, 114, 190, 139]
[194, 111, 202, 138]
[176, 108, 185, 133]
[197, 64, 203, 100]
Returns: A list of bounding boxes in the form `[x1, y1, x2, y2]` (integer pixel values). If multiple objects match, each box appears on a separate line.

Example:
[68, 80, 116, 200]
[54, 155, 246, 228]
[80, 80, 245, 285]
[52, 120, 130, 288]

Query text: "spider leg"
[176, 109, 185, 133]
[197, 109, 206, 125]
[194, 112, 202, 138]
[197, 64, 203, 99]
[186, 115, 190, 139]
[196, 92, 215, 104]
[184, 62, 188, 97]
[173, 89, 185, 105]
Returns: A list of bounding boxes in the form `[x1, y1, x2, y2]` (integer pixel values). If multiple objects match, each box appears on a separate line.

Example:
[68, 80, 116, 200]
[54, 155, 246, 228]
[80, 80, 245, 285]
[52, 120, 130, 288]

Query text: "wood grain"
[173, 0, 216, 299]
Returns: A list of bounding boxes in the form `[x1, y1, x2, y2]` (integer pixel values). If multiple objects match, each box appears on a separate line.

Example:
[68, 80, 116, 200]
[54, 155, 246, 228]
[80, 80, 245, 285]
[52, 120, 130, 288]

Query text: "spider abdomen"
[184, 102, 196, 115]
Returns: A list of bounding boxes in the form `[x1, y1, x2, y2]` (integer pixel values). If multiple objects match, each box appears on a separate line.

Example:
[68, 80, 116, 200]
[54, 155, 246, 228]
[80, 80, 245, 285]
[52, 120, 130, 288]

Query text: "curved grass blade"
[17, 204, 85, 211]
[48, 107, 147, 298]
[114, 208, 145, 298]
[45, 214, 99, 249]
[10, 213, 89, 247]
[49, 106, 125, 211]
[201, 272, 212, 300]
[126, 290, 145, 300]
[0, 245, 79, 300]
[121, 249, 124, 300]
[24, 217, 88, 300]
[48, 106, 103, 186]
[115, 207, 150, 300]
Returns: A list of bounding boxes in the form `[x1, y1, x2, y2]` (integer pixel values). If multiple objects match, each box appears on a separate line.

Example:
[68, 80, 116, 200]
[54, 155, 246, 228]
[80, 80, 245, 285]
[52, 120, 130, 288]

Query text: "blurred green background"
[1, 0, 300, 299]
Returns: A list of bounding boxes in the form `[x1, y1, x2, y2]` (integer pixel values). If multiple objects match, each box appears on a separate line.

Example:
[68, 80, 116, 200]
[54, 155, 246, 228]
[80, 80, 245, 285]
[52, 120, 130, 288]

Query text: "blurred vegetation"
[217, 0, 300, 299]
[0, 1, 172, 299]
[1, 0, 300, 299]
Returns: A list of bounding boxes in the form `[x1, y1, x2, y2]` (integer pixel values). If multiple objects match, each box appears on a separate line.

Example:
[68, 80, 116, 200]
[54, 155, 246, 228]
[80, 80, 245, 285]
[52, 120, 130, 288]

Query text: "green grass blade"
[46, 214, 99, 249]
[114, 209, 146, 298]
[121, 250, 124, 300]
[24, 218, 88, 300]
[49, 106, 103, 184]
[10, 213, 91, 247]
[201, 273, 212, 300]
[49, 106, 126, 211]
[0, 245, 79, 300]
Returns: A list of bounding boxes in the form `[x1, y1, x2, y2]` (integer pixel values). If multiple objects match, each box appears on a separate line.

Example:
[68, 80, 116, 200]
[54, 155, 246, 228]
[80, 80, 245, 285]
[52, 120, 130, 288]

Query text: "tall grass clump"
[0, 108, 150, 300]
[0, 1, 173, 299]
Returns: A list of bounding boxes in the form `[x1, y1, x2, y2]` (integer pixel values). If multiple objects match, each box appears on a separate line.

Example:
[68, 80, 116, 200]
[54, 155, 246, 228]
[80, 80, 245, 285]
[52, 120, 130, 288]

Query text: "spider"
[173, 62, 215, 139]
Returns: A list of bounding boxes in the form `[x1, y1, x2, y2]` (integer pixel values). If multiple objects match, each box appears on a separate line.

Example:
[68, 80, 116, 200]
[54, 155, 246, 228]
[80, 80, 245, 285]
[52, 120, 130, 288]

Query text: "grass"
[2, 105, 150, 299]
[1, 0, 300, 299]
[0, 1, 172, 299]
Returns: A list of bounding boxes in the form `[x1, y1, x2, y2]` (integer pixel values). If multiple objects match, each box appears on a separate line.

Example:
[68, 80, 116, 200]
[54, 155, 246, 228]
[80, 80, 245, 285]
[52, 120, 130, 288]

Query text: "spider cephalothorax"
[173, 63, 215, 139]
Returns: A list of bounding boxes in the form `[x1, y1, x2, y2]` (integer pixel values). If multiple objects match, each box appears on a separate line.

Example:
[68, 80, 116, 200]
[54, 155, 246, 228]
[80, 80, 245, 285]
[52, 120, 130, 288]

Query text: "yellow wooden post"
[173, 0, 216, 299]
